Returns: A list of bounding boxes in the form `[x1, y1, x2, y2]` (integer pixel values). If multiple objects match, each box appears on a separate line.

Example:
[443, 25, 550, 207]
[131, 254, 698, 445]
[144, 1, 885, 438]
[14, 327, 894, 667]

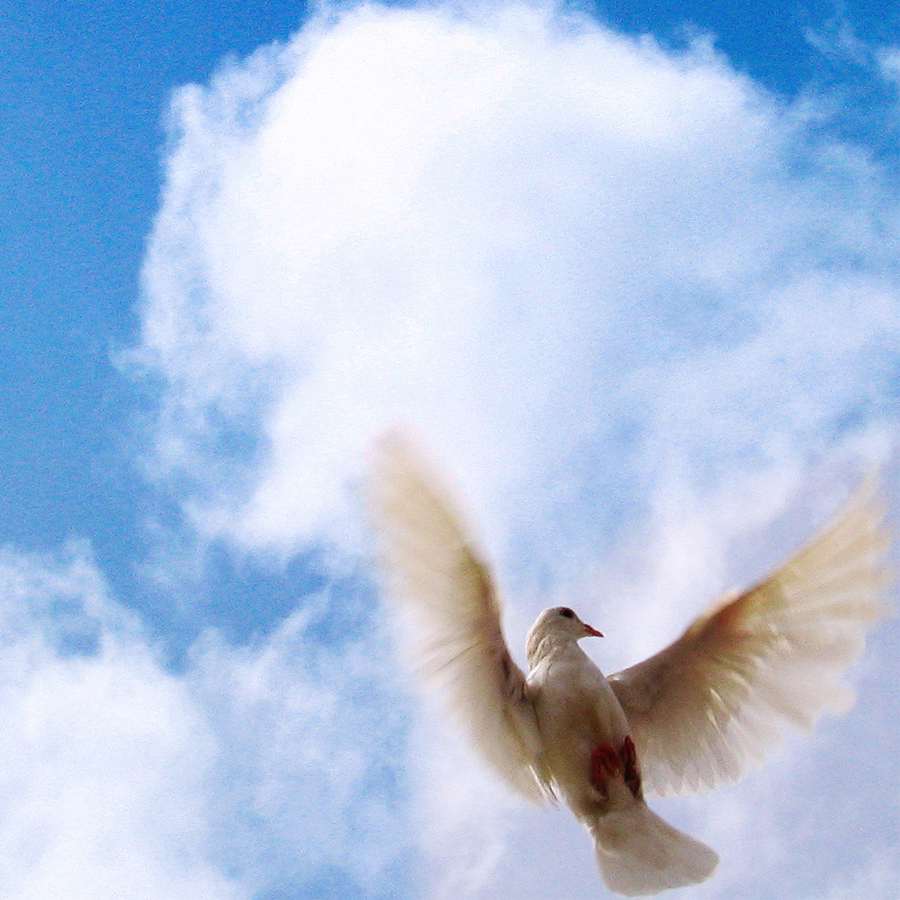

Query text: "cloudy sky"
[2, 1, 899, 897]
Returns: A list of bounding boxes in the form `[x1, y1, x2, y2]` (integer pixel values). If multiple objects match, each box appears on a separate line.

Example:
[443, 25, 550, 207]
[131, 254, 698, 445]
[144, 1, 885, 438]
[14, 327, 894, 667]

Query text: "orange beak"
[583, 623, 604, 638]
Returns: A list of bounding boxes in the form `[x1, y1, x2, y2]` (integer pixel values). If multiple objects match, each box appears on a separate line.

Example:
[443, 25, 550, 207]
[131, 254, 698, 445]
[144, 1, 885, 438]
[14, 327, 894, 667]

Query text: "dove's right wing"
[609, 474, 891, 798]
[370, 431, 550, 803]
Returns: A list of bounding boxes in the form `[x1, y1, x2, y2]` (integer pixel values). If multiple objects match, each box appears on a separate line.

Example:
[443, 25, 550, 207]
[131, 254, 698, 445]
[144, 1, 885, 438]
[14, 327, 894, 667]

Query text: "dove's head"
[525, 606, 603, 667]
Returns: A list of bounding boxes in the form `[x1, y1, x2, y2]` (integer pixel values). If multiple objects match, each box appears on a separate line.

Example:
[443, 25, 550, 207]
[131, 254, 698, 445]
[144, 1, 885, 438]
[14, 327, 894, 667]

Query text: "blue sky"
[1, 1, 898, 898]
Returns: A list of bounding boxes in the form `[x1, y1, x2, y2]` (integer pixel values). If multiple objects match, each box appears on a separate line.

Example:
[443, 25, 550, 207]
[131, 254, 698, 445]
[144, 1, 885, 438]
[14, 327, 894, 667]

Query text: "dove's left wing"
[370, 431, 549, 803]
[609, 475, 891, 798]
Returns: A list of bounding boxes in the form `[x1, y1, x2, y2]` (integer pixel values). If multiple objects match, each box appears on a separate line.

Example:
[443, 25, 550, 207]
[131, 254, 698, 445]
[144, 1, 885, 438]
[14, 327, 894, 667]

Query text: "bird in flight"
[369, 430, 890, 896]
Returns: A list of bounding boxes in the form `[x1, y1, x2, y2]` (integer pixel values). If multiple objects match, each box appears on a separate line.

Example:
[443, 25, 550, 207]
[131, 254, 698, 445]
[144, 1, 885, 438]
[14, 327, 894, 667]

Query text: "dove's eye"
[559, 608, 575, 619]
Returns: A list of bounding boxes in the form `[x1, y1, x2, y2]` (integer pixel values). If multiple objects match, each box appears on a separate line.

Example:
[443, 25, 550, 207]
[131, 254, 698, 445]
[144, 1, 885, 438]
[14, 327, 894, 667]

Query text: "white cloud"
[128, 1, 900, 897]
[0, 544, 243, 900]
[134, 1, 898, 569]
[878, 44, 900, 114]
[185, 588, 412, 897]
[0, 545, 411, 899]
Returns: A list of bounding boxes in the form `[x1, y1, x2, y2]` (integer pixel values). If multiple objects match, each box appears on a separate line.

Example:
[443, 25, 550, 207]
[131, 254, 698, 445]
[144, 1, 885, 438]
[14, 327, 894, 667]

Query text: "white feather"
[590, 806, 719, 897]
[608, 473, 891, 797]
[369, 430, 550, 803]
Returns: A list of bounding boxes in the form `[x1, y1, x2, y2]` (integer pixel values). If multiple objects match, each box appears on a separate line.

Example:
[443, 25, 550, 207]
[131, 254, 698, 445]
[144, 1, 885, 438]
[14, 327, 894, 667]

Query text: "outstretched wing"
[609, 475, 891, 797]
[369, 430, 549, 803]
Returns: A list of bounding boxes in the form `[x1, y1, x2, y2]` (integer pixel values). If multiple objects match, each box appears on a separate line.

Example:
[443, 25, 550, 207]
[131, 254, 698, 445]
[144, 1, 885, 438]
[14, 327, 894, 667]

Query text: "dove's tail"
[588, 803, 718, 897]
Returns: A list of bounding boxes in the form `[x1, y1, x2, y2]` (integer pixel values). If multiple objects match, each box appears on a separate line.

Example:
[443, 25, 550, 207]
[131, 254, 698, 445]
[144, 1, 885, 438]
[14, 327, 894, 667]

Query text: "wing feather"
[609, 474, 891, 797]
[369, 430, 548, 802]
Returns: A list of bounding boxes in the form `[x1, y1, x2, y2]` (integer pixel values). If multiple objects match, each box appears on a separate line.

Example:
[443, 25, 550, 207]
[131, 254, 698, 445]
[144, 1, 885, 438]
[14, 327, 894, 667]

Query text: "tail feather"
[589, 804, 718, 897]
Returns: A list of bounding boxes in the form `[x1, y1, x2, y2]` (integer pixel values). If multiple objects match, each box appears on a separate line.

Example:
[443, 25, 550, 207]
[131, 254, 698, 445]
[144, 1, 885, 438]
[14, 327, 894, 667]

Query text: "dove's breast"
[530, 647, 632, 816]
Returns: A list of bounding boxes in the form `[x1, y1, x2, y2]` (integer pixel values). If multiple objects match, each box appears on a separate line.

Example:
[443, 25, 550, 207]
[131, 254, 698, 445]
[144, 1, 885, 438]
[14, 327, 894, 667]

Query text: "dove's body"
[370, 431, 889, 896]
[526, 609, 719, 894]
[527, 623, 632, 816]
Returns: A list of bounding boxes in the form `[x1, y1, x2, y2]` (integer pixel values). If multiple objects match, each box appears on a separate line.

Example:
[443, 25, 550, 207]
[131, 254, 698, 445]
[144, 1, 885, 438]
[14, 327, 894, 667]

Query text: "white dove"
[369, 431, 890, 897]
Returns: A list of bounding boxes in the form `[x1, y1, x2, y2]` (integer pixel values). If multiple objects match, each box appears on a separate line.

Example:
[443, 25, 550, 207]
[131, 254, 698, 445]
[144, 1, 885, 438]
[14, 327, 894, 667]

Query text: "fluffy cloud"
[128, 1, 899, 897]
[0, 544, 241, 899]
[0, 545, 410, 899]
[135, 2, 897, 570]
